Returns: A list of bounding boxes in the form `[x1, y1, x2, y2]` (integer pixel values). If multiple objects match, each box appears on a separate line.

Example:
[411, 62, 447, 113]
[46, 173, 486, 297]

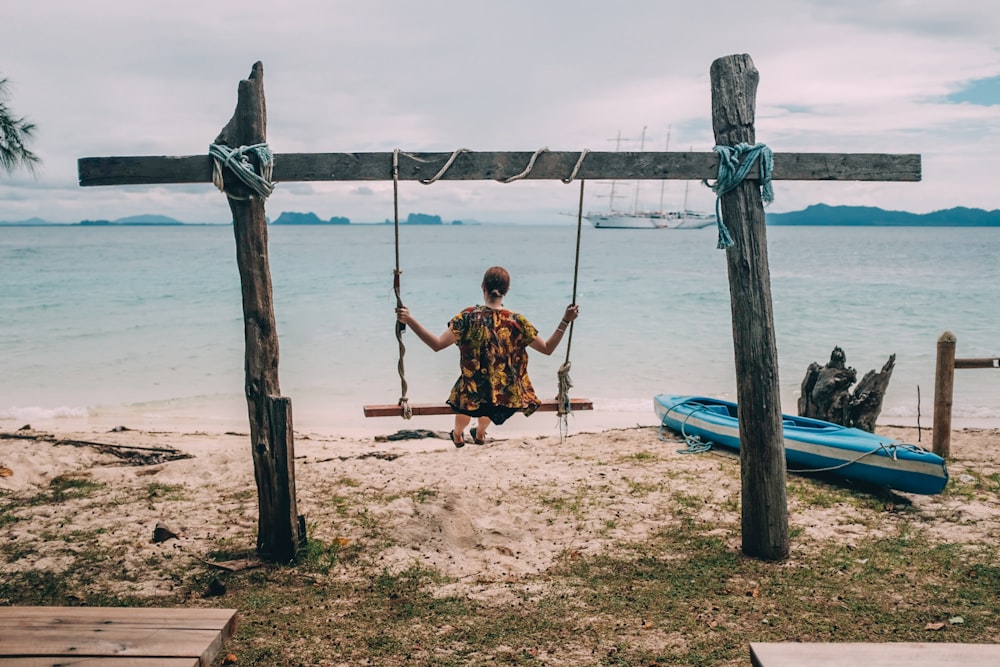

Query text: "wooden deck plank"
[363, 398, 593, 417]
[0, 607, 236, 666]
[0, 627, 221, 656]
[750, 642, 1000, 667]
[0, 659, 198, 666]
[0, 606, 236, 630]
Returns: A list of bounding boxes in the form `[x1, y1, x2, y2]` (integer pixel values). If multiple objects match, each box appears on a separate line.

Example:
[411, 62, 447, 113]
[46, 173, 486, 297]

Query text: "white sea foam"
[0, 405, 89, 421]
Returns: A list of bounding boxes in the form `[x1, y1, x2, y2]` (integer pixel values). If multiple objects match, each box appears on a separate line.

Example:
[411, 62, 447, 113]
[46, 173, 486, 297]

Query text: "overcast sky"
[3, 0, 999, 224]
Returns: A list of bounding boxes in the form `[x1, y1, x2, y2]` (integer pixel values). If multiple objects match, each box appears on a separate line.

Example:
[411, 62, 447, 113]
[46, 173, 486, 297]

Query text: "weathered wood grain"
[217, 62, 301, 562]
[0, 606, 236, 666]
[78, 151, 921, 185]
[711, 53, 789, 561]
[750, 642, 1000, 667]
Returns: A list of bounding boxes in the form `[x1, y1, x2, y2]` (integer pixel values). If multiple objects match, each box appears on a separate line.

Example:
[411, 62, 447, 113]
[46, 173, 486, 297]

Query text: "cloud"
[3, 0, 1000, 222]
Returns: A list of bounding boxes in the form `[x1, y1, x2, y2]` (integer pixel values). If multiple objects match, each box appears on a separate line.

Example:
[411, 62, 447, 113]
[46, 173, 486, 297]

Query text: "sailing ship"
[586, 208, 714, 230]
[584, 128, 714, 230]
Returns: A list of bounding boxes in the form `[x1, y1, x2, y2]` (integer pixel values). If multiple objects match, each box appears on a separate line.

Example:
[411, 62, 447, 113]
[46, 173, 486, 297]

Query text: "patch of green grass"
[295, 535, 363, 574]
[622, 476, 661, 497]
[616, 450, 661, 463]
[144, 482, 187, 502]
[45, 474, 104, 503]
[2, 509, 997, 667]
[408, 486, 438, 504]
[983, 472, 1000, 494]
[0, 494, 21, 529]
[325, 493, 353, 516]
[537, 487, 587, 517]
[946, 471, 1000, 499]
[669, 490, 704, 511]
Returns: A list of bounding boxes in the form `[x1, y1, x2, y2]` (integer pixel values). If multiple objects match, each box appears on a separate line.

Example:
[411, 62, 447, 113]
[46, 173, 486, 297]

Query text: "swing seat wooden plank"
[363, 398, 593, 418]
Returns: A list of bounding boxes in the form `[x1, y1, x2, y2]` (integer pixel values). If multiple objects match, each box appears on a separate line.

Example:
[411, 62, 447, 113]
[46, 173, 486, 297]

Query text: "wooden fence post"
[933, 331, 956, 459]
[711, 54, 789, 561]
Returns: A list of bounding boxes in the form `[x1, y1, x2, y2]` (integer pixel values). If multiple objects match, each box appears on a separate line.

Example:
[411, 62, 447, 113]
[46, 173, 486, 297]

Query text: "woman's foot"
[450, 430, 466, 448]
[470, 427, 486, 445]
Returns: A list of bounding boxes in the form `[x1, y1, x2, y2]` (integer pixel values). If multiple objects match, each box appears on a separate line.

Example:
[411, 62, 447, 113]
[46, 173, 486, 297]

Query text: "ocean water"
[1, 223, 997, 437]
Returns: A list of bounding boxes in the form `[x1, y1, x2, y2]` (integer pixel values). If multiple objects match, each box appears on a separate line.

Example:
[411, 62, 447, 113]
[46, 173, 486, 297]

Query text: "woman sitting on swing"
[395, 266, 579, 447]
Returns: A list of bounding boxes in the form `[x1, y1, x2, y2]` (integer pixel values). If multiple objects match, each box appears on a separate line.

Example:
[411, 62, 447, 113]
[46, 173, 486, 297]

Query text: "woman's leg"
[473, 416, 491, 443]
[453, 413, 472, 445]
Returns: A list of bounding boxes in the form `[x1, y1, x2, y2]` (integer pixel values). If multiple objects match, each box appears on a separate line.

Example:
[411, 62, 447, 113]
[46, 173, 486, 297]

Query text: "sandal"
[470, 427, 486, 445]
[450, 430, 465, 448]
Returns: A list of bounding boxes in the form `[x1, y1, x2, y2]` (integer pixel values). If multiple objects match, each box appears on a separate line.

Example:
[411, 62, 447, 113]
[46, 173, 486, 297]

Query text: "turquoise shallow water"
[1, 223, 997, 436]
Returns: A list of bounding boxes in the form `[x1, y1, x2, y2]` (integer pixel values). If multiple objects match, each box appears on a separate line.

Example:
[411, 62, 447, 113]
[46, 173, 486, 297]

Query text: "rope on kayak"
[658, 401, 715, 454]
[659, 399, 929, 474]
[786, 442, 896, 473]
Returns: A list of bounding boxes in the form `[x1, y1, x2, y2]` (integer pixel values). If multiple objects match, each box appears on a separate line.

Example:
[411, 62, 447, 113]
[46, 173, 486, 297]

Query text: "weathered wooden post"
[710, 54, 788, 561]
[933, 331, 957, 458]
[215, 62, 301, 561]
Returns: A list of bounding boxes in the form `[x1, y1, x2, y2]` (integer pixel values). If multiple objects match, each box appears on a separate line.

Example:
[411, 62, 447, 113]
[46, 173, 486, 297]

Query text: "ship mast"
[658, 125, 671, 212]
[632, 126, 647, 215]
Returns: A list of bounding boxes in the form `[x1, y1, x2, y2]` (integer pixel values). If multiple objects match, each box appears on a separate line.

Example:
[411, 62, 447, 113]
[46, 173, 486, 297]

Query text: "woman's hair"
[482, 266, 510, 299]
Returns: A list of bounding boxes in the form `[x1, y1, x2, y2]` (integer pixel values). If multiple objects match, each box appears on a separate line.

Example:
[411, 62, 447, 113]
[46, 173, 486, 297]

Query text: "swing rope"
[556, 150, 589, 437]
[392, 149, 412, 419]
[500, 147, 549, 183]
[387, 147, 588, 429]
[703, 142, 774, 249]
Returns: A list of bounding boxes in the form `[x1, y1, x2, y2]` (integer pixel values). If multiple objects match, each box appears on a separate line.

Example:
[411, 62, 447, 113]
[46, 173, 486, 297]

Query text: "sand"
[1, 420, 998, 600]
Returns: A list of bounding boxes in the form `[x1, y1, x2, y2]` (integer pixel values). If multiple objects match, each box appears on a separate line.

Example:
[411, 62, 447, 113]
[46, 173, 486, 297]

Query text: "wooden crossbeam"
[78, 151, 921, 186]
[363, 398, 593, 418]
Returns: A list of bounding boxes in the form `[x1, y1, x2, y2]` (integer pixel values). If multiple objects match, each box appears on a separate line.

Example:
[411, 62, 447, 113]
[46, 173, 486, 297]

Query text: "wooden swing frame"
[362, 149, 594, 419]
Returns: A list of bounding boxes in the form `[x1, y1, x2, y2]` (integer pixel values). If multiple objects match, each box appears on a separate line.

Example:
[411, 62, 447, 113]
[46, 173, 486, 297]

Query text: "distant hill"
[379, 213, 444, 225]
[3, 205, 998, 227]
[112, 214, 183, 225]
[1, 216, 54, 226]
[379, 213, 467, 225]
[767, 204, 1000, 226]
[271, 211, 350, 225]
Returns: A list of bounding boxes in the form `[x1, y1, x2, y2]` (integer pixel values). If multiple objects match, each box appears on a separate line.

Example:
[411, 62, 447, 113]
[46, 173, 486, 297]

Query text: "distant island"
[766, 204, 1000, 227]
[271, 212, 350, 225]
[80, 214, 183, 226]
[1, 205, 998, 227]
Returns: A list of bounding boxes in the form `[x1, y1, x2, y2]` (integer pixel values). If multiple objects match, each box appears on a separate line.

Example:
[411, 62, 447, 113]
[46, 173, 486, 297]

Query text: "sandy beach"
[2, 418, 998, 602]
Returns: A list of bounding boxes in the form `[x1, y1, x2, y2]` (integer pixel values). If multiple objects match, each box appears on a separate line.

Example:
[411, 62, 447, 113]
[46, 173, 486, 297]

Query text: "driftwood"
[798, 347, 895, 432]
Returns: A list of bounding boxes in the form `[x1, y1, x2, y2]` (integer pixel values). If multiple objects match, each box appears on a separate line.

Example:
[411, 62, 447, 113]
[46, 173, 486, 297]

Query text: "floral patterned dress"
[446, 305, 541, 422]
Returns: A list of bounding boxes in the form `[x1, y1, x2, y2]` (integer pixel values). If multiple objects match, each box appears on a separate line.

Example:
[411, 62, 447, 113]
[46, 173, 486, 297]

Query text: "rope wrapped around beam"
[209, 143, 275, 200]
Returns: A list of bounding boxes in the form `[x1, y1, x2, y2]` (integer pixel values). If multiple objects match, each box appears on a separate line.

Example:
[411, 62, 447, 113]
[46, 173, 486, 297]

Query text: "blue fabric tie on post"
[703, 143, 774, 249]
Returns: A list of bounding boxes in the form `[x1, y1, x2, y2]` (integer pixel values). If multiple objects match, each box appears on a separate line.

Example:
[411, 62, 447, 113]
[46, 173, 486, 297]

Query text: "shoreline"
[3, 400, 999, 443]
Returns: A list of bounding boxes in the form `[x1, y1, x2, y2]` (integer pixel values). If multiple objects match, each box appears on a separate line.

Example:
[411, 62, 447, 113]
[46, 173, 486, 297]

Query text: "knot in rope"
[210, 143, 275, 200]
[703, 143, 774, 250]
[556, 360, 573, 439]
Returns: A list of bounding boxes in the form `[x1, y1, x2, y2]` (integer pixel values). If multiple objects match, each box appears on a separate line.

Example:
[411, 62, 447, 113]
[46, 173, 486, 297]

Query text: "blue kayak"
[654, 394, 949, 495]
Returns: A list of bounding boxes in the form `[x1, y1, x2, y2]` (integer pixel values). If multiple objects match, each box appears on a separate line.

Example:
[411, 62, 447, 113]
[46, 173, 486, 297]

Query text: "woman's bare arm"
[396, 306, 456, 351]
[528, 304, 580, 356]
